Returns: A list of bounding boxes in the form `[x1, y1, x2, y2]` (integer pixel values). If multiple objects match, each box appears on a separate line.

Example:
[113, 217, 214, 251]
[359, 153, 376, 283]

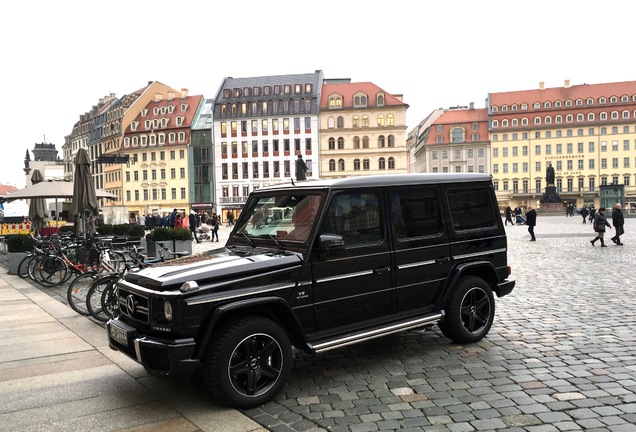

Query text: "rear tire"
[86, 275, 118, 322]
[67, 271, 99, 315]
[438, 276, 495, 343]
[202, 316, 291, 408]
[17, 254, 34, 278]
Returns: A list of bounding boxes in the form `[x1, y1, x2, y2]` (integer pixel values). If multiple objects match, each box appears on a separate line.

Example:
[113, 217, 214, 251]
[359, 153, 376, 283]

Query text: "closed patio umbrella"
[28, 169, 47, 235]
[69, 148, 99, 237]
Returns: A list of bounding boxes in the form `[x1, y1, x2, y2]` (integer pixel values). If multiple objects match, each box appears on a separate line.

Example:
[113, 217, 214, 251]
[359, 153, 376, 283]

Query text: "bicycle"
[93, 242, 189, 322]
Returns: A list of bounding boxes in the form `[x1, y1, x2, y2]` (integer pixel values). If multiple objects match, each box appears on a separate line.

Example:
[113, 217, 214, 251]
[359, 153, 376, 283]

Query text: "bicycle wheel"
[86, 275, 118, 322]
[101, 277, 120, 319]
[28, 254, 43, 282]
[17, 254, 34, 278]
[37, 256, 68, 287]
[67, 271, 99, 316]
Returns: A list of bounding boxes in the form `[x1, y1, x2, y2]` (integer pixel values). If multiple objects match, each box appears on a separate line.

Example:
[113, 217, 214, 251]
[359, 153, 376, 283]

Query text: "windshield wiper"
[267, 234, 285, 251]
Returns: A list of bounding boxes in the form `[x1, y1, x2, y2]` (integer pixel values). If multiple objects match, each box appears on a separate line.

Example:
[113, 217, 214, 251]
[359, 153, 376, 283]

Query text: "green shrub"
[113, 224, 129, 236]
[6, 234, 35, 253]
[146, 227, 193, 241]
[128, 224, 145, 237]
[97, 224, 114, 236]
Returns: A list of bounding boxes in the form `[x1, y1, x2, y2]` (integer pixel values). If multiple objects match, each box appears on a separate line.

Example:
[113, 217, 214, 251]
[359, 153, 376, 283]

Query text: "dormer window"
[233, 88, 242, 97]
[354, 94, 368, 107]
[181, 104, 188, 112]
[305, 83, 312, 93]
[168, 105, 175, 113]
[141, 109, 148, 117]
[376, 93, 384, 106]
[610, 96, 618, 103]
[131, 122, 138, 131]
[533, 102, 541, 109]
[153, 107, 159, 115]
[329, 96, 342, 108]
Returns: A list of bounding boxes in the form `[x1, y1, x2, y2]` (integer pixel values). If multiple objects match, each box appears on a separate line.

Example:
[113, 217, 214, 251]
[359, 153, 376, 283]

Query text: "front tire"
[202, 316, 291, 409]
[438, 276, 495, 343]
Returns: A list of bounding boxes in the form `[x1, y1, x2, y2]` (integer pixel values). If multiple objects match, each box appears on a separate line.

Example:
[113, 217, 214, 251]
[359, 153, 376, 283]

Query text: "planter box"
[8, 252, 27, 275]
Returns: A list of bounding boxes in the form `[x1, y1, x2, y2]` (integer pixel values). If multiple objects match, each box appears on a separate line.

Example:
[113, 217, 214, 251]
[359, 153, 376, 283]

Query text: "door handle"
[374, 266, 391, 275]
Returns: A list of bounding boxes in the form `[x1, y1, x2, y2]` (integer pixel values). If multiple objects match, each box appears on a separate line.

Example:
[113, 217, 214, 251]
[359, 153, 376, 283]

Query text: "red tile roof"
[320, 82, 407, 109]
[490, 81, 636, 106]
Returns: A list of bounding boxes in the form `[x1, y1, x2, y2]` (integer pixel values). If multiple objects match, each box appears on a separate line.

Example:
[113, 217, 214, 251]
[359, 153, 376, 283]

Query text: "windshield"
[235, 193, 323, 243]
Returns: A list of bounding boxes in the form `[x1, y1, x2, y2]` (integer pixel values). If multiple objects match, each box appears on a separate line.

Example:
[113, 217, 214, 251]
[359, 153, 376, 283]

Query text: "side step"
[308, 312, 444, 354]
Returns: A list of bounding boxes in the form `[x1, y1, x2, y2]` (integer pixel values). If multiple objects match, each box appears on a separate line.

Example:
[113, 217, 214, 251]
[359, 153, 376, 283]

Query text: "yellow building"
[319, 80, 409, 177]
[121, 90, 204, 221]
[489, 80, 636, 212]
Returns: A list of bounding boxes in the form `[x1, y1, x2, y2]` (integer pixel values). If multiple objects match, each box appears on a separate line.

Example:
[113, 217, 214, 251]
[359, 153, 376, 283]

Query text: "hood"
[124, 249, 303, 290]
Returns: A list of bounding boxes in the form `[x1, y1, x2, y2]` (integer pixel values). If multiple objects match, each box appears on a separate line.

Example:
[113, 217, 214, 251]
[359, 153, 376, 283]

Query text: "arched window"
[512, 118, 518, 126]
[451, 127, 464, 143]
[377, 115, 385, 127]
[387, 114, 394, 126]
[337, 137, 345, 149]
[328, 117, 335, 128]
[337, 116, 344, 128]
[545, 116, 552, 124]
[329, 159, 336, 171]
[566, 114, 573, 123]
[388, 157, 395, 169]
[387, 135, 395, 147]
[588, 113, 595, 121]
[328, 137, 335, 150]
[352, 116, 359, 127]
[378, 135, 385, 147]
[501, 119, 508, 127]
[492, 120, 499, 128]
[353, 136, 360, 149]
[354, 159, 361, 170]
[338, 159, 345, 171]
[379, 158, 386, 170]
[362, 136, 369, 148]
[577, 114, 584, 122]
[361, 115, 369, 127]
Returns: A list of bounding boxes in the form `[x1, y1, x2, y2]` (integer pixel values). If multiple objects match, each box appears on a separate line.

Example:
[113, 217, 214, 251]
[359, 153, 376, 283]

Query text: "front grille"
[117, 286, 150, 323]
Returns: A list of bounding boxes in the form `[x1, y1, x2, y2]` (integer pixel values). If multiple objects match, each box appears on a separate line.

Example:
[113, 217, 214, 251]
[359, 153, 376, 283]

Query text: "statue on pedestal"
[546, 164, 555, 185]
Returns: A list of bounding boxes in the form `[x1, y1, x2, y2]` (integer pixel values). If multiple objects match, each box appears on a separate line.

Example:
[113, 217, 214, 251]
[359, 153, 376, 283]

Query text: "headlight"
[163, 300, 173, 322]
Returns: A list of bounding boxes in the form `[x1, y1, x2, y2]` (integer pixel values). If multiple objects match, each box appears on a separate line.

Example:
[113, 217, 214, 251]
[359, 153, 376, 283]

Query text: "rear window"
[447, 186, 497, 231]
[390, 187, 442, 239]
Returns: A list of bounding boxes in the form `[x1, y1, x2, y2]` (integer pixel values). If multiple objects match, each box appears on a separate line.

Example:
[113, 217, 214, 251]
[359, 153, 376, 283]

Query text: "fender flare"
[437, 260, 498, 309]
[194, 296, 309, 358]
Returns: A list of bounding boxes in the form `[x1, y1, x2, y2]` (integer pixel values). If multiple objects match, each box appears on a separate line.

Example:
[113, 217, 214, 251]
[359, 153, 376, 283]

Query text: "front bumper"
[107, 318, 198, 374]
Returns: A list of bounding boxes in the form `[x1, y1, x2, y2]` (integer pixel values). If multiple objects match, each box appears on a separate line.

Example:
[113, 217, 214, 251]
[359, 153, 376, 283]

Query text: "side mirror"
[317, 233, 345, 256]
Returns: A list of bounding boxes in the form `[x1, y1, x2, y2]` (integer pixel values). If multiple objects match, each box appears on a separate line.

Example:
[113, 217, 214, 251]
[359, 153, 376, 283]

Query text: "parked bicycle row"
[17, 233, 189, 322]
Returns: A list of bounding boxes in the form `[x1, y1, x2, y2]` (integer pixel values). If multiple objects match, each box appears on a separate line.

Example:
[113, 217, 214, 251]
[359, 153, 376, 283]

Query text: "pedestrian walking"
[589, 206, 596, 223]
[580, 206, 589, 223]
[504, 206, 514, 226]
[590, 207, 612, 247]
[211, 213, 220, 242]
[189, 210, 200, 243]
[525, 206, 537, 241]
[611, 203, 624, 245]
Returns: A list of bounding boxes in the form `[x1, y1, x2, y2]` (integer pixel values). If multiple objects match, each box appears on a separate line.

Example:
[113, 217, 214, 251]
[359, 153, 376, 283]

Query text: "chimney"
[168, 91, 175, 101]
[564, 79, 571, 88]
[99, 98, 104, 104]
[110, 92, 116, 100]
[155, 92, 162, 102]
[469, 102, 475, 110]
[181, 88, 189, 98]
[539, 82, 545, 90]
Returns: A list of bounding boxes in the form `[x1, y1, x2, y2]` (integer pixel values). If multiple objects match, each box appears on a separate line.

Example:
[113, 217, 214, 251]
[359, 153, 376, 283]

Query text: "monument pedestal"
[539, 185, 564, 213]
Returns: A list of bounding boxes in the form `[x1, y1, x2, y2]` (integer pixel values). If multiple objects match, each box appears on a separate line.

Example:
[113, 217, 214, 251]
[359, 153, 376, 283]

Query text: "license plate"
[109, 323, 128, 347]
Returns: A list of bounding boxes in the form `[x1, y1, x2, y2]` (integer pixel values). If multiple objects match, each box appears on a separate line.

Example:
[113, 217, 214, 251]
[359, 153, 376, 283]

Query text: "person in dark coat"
[591, 207, 611, 247]
[611, 203, 624, 245]
[525, 206, 537, 241]
[589, 206, 596, 223]
[580, 206, 589, 223]
[189, 210, 200, 243]
[504, 206, 514, 226]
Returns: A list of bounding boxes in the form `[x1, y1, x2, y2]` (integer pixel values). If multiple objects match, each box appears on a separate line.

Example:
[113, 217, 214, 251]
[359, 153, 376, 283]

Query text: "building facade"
[212, 71, 324, 221]
[489, 80, 636, 211]
[121, 90, 203, 221]
[190, 98, 215, 216]
[319, 80, 409, 178]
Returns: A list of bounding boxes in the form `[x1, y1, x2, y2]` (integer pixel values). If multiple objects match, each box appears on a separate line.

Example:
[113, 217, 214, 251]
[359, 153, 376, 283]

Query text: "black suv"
[107, 173, 514, 408]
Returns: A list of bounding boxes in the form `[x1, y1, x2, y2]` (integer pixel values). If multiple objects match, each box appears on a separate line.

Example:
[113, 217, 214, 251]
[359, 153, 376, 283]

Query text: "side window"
[320, 192, 382, 245]
[391, 187, 442, 239]
[447, 187, 497, 231]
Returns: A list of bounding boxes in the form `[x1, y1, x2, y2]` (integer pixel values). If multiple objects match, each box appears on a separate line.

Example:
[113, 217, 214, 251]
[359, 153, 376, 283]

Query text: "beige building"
[489, 80, 636, 211]
[121, 90, 203, 221]
[319, 80, 409, 178]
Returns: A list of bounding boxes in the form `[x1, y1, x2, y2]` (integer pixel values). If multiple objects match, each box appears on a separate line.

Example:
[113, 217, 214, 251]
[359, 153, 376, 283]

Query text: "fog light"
[164, 300, 173, 322]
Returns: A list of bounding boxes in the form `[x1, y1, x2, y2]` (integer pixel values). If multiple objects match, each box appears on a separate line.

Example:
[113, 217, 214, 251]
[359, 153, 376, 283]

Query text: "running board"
[309, 312, 444, 354]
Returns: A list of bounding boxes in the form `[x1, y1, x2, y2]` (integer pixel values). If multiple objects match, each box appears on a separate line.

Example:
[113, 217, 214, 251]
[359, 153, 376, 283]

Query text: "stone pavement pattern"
[243, 216, 636, 431]
[3, 217, 636, 431]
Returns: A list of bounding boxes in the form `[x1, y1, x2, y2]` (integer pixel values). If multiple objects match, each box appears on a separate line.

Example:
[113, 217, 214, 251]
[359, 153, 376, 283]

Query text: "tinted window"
[320, 192, 382, 245]
[447, 187, 497, 231]
[391, 188, 442, 239]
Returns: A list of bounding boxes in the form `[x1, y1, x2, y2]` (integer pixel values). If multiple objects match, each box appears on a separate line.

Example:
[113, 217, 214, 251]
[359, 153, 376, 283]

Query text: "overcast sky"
[2, 0, 632, 188]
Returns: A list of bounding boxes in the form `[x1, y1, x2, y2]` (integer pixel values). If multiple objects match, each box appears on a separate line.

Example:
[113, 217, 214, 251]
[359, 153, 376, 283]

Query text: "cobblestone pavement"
[243, 215, 636, 432]
[6, 217, 636, 431]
